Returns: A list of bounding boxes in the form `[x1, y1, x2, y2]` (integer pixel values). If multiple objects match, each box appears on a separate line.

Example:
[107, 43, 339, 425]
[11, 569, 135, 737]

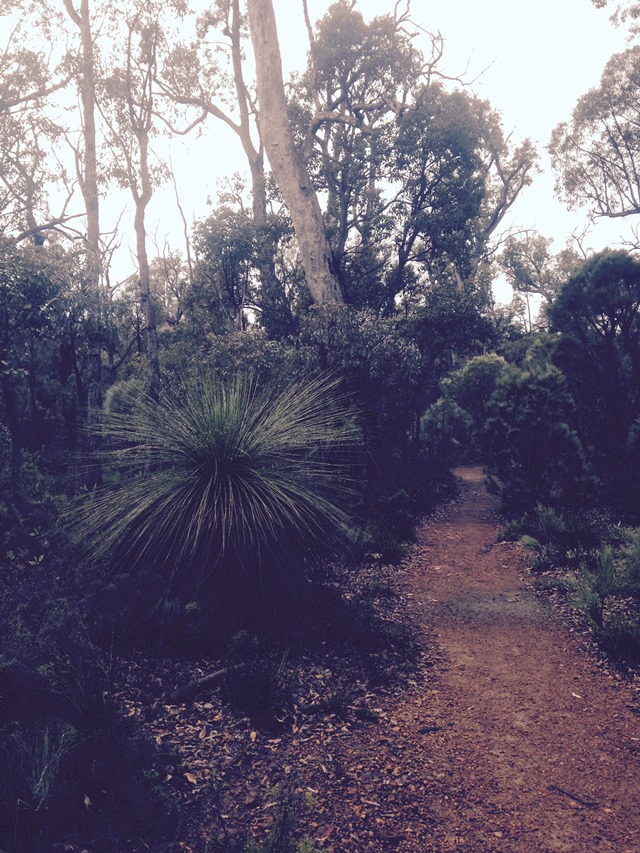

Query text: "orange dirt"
[391, 466, 640, 852]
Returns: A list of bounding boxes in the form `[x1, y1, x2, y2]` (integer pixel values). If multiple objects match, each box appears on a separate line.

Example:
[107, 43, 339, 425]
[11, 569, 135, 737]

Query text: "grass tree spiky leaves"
[74, 372, 363, 625]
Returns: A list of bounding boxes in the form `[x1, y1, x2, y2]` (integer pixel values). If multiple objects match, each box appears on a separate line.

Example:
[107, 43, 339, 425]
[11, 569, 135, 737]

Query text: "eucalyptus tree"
[291, 0, 434, 309]
[58, 0, 110, 469]
[592, 0, 640, 29]
[157, 0, 265, 221]
[499, 232, 583, 331]
[550, 46, 640, 221]
[291, 2, 537, 313]
[246, 0, 344, 304]
[161, 0, 347, 306]
[99, 10, 170, 399]
[0, 15, 76, 243]
[156, 0, 293, 323]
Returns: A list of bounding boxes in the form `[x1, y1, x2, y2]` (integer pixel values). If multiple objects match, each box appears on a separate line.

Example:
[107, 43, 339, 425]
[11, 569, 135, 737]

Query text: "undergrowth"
[508, 505, 640, 667]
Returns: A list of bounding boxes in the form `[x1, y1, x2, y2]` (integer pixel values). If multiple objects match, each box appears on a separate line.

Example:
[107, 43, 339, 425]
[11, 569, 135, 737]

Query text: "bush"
[421, 398, 473, 468]
[619, 527, 640, 598]
[0, 544, 178, 852]
[595, 617, 640, 664]
[484, 364, 593, 512]
[70, 372, 363, 637]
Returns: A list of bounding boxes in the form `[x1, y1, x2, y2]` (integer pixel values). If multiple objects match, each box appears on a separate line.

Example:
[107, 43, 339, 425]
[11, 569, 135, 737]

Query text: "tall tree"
[550, 46, 640, 220]
[500, 232, 582, 330]
[0, 21, 75, 242]
[549, 249, 640, 507]
[291, 3, 536, 312]
[63, 0, 105, 465]
[101, 13, 163, 399]
[158, 0, 266, 221]
[246, 0, 343, 304]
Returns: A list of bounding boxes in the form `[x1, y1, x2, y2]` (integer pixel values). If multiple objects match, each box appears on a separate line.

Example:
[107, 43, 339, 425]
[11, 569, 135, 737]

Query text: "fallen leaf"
[250, 730, 257, 742]
[184, 772, 197, 785]
[315, 823, 334, 842]
[83, 794, 92, 809]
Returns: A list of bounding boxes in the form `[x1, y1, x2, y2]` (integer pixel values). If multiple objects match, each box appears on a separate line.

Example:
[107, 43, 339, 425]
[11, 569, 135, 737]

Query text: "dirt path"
[393, 466, 640, 852]
[131, 466, 640, 851]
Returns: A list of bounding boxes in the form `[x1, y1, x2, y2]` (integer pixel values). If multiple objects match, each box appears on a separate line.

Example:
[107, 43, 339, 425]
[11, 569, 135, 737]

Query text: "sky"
[147, 0, 633, 298]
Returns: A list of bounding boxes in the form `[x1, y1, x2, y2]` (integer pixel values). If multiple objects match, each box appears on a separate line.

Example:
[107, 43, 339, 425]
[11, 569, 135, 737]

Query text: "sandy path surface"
[399, 466, 640, 852]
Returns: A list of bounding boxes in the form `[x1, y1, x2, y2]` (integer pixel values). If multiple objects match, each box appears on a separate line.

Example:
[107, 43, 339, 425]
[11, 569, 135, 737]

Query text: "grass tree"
[73, 372, 362, 633]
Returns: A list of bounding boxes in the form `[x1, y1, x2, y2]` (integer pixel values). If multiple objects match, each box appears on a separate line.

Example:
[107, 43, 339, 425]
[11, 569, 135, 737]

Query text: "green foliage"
[550, 45, 640, 219]
[595, 616, 640, 664]
[441, 354, 508, 460]
[620, 527, 640, 596]
[573, 548, 617, 626]
[299, 305, 422, 484]
[575, 535, 640, 662]
[550, 250, 640, 514]
[392, 86, 486, 285]
[0, 538, 179, 851]
[7, 722, 78, 811]
[484, 363, 592, 512]
[242, 787, 323, 853]
[72, 371, 363, 630]
[421, 397, 472, 468]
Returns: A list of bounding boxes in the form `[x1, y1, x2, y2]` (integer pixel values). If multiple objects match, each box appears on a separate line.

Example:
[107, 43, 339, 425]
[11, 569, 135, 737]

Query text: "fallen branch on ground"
[548, 784, 599, 808]
[168, 663, 250, 704]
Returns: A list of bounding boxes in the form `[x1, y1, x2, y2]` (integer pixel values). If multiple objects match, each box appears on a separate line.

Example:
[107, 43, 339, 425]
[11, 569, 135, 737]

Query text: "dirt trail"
[133, 467, 640, 851]
[396, 466, 640, 852]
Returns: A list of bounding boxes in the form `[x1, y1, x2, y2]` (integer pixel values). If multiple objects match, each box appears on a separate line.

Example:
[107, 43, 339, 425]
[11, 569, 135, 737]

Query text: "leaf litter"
[114, 467, 640, 851]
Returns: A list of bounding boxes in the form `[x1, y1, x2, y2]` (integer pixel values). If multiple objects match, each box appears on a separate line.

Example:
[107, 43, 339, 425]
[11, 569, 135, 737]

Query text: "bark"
[124, 19, 160, 401]
[229, 0, 266, 225]
[63, 0, 103, 483]
[134, 130, 160, 401]
[246, 0, 343, 304]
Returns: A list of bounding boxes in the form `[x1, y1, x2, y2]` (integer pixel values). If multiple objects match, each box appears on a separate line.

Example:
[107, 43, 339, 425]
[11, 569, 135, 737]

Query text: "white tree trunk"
[246, 0, 343, 304]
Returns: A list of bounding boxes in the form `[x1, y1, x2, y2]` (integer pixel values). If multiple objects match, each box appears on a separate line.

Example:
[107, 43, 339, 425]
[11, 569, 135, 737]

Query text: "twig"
[168, 662, 250, 704]
[549, 784, 600, 808]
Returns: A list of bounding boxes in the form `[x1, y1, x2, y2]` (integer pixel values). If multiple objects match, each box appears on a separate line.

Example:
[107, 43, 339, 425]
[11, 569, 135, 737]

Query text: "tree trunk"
[64, 0, 103, 484]
[246, 0, 343, 305]
[135, 130, 160, 402]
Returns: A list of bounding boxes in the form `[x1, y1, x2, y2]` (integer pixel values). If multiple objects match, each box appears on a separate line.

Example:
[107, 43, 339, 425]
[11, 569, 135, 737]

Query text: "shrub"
[71, 372, 363, 635]
[421, 398, 473, 468]
[620, 527, 640, 597]
[595, 616, 640, 664]
[484, 364, 592, 512]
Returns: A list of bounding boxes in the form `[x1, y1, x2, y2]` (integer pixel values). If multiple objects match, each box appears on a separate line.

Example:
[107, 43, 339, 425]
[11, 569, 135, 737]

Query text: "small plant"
[574, 547, 621, 627]
[11, 723, 78, 811]
[595, 616, 640, 664]
[620, 527, 640, 597]
[243, 788, 323, 853]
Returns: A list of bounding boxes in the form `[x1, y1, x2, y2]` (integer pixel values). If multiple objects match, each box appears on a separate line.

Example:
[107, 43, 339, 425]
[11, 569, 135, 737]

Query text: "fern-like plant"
[73, 372, 362, 626]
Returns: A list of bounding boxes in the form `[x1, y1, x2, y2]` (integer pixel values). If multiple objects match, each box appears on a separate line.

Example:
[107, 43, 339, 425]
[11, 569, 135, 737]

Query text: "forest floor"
[121, 467, 640, 852]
